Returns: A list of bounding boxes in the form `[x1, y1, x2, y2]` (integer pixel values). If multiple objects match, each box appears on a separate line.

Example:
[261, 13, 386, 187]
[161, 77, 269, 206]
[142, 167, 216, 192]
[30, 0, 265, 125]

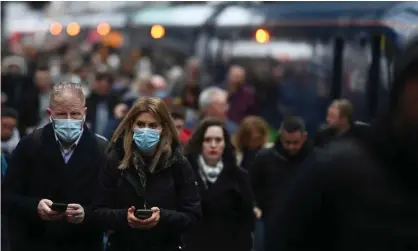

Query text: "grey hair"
[198, 87, 227, 110]
[49, 82, 86, 107]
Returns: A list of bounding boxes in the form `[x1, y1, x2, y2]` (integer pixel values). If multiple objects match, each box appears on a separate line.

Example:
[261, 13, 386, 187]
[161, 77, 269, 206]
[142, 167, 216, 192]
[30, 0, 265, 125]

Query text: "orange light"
[66, 22, 80, 36]
[50, 22, 62, 35]
[255, 28, 270, 44]
[150, 25, 165, 39]
[97, 23, 111, 36]
[103, 31, 123, 48]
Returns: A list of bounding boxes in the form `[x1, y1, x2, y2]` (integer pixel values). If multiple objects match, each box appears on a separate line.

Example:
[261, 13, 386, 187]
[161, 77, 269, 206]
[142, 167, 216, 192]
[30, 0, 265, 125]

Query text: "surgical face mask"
[133, 128, 161, 153]
[154, 90, 168, 99]
[51, 117, 84, 144]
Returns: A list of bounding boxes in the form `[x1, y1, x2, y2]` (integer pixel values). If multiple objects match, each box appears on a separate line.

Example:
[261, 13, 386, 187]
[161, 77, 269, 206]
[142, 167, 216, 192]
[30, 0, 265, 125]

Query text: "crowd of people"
[1, 34, 418, 251]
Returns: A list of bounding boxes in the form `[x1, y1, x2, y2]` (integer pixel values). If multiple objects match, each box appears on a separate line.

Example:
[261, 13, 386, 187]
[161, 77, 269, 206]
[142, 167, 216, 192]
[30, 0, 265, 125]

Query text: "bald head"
[47, 82, 86, 120]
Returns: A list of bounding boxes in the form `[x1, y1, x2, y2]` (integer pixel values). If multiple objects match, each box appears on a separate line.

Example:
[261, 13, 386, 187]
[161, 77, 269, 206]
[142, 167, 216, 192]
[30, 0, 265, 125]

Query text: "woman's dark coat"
[93, 141, 201, 251]
[184, 152, 255, 251]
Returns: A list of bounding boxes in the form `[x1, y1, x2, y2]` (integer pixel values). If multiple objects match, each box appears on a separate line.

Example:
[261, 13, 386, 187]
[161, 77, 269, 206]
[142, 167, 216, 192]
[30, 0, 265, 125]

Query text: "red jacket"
[179, 128, 192, 143]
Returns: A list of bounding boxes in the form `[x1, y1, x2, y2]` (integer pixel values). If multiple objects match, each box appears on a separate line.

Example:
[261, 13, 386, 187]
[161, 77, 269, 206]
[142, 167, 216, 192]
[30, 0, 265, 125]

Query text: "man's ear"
[303, 132, 308, 141]
[84, 107, 88, 117]
[46, 108, 52, 117]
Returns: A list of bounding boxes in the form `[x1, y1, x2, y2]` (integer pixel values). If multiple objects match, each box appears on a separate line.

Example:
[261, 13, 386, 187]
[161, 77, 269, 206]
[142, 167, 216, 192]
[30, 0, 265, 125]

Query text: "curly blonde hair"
[234, 116, 269, 151]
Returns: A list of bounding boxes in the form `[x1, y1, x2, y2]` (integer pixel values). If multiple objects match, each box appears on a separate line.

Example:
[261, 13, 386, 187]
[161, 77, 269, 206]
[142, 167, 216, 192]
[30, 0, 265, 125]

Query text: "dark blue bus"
[203, 2, 418, 132]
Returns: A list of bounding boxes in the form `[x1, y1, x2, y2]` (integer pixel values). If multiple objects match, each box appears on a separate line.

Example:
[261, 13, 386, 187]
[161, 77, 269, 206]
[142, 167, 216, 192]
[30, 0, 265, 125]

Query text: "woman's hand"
[127, 206, 161, 229]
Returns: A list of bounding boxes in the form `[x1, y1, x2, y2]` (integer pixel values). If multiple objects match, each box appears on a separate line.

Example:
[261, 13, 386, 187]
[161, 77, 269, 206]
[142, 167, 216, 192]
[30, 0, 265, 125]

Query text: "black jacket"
[93, 142, 201, 251]
[184, 152, 255, 251]
[1, 123, 107, 251]
[265, 38, 418, 251]
[314, 122, 370, 148]
[250, 140, 315, 219]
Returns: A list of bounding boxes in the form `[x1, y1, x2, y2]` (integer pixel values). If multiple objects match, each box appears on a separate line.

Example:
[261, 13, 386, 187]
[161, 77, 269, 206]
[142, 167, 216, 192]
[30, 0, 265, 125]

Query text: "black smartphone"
[134, 209, 153, 219]
[51, 203, 68, 213]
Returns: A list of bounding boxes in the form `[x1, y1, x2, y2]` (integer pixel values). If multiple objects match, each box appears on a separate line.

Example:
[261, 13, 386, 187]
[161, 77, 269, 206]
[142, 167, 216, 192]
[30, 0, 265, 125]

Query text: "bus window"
[342, 40, 372, 121]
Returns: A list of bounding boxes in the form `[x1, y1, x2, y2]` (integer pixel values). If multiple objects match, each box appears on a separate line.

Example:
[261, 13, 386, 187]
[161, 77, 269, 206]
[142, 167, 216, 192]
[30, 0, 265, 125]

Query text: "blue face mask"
[133, 128, 161, 153]
[52, 117, 84, 144]
[154, 91, 168, 99]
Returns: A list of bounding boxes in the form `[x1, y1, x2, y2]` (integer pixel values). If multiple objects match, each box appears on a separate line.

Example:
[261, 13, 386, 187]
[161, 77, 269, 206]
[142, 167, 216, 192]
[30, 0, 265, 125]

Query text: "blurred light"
[255, 28, 270, 44]
[50, 22, 63, 36]
[150, 25, 165, 39]
[66, 22, 80, 36]
[97, 23, 111, 36]
[103, 31, 123, 48]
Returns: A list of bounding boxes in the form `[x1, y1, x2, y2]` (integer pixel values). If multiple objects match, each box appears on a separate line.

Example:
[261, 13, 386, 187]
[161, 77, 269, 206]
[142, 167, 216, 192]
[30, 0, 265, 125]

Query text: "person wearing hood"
[249, 116, 315, 226]
[93, 96, 201, 251]
[265, 39, 418, 251]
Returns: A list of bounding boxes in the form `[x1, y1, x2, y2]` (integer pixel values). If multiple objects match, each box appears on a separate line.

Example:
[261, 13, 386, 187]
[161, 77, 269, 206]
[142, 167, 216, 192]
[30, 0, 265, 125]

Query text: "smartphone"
[134, 209, 153, 219]
[51, 203, 68, 213]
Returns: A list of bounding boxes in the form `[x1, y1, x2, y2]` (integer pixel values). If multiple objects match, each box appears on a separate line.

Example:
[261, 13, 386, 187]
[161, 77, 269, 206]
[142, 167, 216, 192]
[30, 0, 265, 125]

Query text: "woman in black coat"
[93, 97, 201, 251]
[183, 118, 255, 251]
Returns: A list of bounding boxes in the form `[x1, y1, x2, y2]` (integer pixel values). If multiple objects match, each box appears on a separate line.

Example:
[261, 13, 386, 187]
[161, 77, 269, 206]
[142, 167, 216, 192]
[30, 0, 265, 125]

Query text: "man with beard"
[314, 99, 355, 147]
[249, 116, 315, 246]
[265, 39, 418, 251]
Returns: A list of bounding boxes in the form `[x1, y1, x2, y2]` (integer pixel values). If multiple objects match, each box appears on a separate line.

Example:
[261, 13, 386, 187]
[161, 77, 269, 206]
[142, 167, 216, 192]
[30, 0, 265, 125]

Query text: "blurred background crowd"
[2, 2, 418, 251]
[1, 0, 418, 156]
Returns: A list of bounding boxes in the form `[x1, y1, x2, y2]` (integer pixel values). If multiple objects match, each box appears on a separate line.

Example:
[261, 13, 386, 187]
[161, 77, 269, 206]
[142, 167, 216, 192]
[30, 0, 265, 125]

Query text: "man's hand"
[37, 199, 65, 221]
[65, 204, 85, 224]
[127, 206, 160, 230]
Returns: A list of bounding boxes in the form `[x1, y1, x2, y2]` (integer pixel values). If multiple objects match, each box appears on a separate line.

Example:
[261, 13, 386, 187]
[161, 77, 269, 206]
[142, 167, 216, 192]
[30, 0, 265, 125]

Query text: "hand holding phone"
[127, 207, 160, 229]
[37, 199, 65, 221]
[51, 203, 68, 213]
[134, 209, 153, 219]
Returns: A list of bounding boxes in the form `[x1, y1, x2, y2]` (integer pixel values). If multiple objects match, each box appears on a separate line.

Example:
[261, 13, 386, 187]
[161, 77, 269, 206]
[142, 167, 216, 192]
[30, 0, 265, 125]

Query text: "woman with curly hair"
[234, 116, 272, 171]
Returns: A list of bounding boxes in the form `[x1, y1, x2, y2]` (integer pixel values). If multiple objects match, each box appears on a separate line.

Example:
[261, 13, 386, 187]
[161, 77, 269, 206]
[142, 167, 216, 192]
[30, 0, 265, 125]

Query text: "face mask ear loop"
[50, 116, 55, 129]
[81, 115, 86, 130]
